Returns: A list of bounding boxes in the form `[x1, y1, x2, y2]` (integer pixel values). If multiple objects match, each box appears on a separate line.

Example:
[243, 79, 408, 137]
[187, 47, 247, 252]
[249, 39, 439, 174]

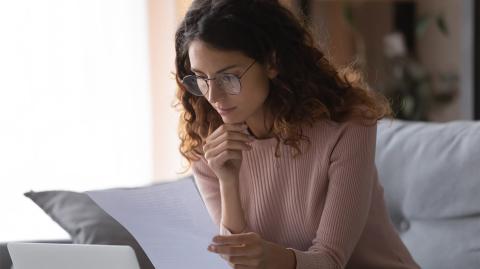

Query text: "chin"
[220, 114, 246, 124]
[221, 117, 242, 124]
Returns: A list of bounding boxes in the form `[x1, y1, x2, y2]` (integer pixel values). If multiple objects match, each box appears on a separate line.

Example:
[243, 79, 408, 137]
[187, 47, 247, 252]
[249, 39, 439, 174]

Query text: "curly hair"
[174, 0, 392, 167]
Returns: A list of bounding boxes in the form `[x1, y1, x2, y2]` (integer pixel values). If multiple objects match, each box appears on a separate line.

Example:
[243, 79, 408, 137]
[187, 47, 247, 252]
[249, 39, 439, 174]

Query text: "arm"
[219, 176, 248, 234]
[287, 122, 377, 269]
[194, 155, 296, 269]
[192, 123, 254, 235]
[193, 124, 297, 268]
[191, 156, 249, 235]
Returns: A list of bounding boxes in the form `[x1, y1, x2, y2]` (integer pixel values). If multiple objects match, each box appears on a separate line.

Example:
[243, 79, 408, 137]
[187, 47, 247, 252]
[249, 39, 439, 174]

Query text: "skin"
[188, 40, 276, 138]
[188, 40, 296, 269]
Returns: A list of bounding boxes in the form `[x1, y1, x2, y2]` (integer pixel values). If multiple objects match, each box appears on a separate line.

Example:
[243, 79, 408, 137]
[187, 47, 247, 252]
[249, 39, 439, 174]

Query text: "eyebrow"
[191, 64, 240, 75]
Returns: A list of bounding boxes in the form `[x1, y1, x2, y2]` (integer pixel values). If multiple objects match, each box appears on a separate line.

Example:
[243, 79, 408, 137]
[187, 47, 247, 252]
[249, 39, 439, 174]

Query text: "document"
[86, 177, 229, 269]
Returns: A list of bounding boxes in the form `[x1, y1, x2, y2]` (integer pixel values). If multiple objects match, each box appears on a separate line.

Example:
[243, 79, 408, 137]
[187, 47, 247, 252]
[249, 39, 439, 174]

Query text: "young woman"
[175, 0, 419, 268]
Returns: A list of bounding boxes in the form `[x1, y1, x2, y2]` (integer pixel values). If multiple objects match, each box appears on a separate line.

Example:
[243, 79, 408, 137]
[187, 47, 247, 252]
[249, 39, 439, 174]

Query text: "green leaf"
[436, 14, 449, 36]
[342, 2, 354, 28]
[415, 15, 431, 38]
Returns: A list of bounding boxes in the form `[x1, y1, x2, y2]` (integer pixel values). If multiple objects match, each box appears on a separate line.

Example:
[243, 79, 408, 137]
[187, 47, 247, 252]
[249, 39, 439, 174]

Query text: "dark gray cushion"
[24, 190, 154, 269]
[1, 242, 13, 269]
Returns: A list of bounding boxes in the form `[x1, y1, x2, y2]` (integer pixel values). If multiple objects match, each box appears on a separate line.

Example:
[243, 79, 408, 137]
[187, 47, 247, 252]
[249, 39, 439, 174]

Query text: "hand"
[203, 123, 254, 182]
[207, 232, 296, 269]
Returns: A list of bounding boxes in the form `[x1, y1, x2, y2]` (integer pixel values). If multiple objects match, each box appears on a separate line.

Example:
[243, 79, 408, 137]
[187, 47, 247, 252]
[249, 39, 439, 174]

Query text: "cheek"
[242, 74, 270, 104]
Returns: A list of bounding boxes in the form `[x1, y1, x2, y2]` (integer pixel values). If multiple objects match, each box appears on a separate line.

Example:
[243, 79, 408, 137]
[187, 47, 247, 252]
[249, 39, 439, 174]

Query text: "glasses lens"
[218, 74, 241, 95]
[182, 76, 208, 96]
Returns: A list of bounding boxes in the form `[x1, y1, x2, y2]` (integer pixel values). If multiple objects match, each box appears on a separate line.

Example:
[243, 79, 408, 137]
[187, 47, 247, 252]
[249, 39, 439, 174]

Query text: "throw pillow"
[24, 190, 154, 269]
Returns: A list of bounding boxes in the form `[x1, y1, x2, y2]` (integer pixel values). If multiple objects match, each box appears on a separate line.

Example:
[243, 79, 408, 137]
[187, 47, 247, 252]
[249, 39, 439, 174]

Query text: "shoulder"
[302, 119, 377, 154]
[304, 118, 377, 139]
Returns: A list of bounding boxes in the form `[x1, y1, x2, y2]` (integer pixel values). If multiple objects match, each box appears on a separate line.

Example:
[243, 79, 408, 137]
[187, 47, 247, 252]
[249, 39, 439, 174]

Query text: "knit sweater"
[192, 119, 420, 269]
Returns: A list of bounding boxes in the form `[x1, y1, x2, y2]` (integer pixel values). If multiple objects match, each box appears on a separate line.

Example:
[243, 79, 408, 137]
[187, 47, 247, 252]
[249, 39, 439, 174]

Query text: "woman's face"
[188, 40, 277, 125]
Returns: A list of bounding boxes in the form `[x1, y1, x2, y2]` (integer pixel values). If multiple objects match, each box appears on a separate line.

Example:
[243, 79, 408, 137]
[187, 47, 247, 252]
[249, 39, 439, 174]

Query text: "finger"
[208, 244, 260, 257]
[204, 131, 253, 153]
[210, 150, 242, 166]
[206, 123, 248, 143]
[226, 255, 263, 267]
[213, 233, 258, 245]
[226, 261, 256, 269]
[205, 129, 251, 152]
[229, 263, 256, 269]
[216, 130, 254, 144]
[205, 140, 252, 159]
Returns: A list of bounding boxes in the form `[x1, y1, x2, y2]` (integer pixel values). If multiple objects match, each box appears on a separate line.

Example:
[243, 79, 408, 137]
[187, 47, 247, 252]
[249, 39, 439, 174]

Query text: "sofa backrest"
[376, 119, 480, 269]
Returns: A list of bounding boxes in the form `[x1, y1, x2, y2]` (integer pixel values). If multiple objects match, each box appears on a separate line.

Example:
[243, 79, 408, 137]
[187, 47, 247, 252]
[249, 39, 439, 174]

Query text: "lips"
[217, 106, 236, 115]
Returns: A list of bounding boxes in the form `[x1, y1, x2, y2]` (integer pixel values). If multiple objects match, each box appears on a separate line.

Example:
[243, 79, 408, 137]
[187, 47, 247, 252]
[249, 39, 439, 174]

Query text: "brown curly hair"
[174, 0, 392, 167]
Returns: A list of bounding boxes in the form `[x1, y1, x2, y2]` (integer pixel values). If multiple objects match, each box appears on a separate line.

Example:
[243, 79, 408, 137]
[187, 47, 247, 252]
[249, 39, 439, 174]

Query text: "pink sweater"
[192, 120, 420, 269]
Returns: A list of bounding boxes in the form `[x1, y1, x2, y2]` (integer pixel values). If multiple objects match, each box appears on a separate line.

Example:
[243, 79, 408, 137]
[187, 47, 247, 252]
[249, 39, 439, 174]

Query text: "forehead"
[188, 40, 249, 70]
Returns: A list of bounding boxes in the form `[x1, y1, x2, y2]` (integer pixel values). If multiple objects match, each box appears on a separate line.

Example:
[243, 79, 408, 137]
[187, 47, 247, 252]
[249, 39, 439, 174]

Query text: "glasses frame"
[182, 60, 256, 97]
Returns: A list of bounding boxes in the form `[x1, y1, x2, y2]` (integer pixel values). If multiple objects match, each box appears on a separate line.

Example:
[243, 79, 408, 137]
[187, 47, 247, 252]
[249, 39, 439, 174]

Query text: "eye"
[221, 75, 234, 82]
[222, 73, 239, 81]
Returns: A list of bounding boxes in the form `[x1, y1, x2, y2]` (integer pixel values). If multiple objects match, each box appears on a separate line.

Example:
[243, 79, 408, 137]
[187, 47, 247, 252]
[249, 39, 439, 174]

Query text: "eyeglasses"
[181, 60, 256, 97]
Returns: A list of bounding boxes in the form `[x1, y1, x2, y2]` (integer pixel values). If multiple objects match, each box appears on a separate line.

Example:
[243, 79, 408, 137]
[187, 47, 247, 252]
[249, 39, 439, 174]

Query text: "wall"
[148, 0, 192, 181]
[309, 0, 472, 121]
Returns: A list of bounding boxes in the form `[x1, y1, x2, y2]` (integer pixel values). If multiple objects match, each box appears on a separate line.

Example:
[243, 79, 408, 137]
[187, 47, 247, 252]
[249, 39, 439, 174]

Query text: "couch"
[374, 119, 480, 268]
[1, 119, 479, 269]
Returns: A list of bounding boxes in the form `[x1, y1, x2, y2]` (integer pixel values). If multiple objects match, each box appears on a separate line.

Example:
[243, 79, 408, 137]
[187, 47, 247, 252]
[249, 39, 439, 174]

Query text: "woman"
[174, 0, 420, 268]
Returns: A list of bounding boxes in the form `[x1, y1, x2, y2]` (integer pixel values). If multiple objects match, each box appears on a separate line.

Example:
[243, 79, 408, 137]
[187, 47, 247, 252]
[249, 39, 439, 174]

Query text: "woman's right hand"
[203, 123, 254, 183]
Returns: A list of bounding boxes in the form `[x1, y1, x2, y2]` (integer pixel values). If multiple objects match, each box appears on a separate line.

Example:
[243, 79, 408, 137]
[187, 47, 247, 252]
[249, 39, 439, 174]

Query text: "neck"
[245, 107, 274, 139]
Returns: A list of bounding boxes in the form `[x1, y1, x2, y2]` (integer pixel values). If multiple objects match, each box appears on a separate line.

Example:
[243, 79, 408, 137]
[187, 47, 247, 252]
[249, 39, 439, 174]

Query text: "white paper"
[86, 177, 229, 269]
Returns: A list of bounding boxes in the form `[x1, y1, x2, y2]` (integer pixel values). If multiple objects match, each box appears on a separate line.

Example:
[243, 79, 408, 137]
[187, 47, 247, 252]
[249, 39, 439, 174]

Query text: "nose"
[206, 79, 226, 103]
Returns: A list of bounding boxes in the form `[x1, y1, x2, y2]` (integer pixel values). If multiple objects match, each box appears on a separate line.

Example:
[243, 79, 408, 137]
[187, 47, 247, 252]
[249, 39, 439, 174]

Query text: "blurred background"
[0, 0, 478, 242]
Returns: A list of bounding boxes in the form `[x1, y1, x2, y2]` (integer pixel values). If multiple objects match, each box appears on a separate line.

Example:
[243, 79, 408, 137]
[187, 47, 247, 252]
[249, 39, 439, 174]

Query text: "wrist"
[267, 243, 296, 269]
[218, 175, 245, 234]
[219, 175, 239, 188]
[286, 248, 297, 269]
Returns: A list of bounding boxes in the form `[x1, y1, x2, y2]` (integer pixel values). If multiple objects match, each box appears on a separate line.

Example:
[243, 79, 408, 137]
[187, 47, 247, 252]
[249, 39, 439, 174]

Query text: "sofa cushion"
[25, 190, 155, 269]
[376, 119, 480, 269]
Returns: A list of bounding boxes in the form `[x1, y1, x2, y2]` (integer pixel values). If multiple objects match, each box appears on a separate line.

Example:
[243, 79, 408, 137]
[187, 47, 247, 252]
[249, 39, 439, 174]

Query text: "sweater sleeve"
[287, 122, 377, 269]
[191, 156, 251, 236]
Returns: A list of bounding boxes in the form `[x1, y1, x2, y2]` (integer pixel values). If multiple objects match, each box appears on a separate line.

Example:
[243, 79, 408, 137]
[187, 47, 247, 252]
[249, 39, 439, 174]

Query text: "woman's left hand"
[207, 232, 296, 269]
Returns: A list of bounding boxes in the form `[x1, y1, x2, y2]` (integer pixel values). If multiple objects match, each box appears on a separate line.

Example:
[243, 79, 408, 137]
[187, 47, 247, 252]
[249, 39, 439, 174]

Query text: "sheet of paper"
[86, 177, 229, 269]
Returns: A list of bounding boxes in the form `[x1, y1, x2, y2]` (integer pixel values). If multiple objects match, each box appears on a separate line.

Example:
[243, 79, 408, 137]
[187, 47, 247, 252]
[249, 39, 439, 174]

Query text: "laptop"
[7, 243, 141, 269]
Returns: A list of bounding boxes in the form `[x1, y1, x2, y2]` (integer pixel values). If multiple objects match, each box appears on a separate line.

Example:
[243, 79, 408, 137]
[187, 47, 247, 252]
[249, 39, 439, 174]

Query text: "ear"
[265, 51, 279, 79]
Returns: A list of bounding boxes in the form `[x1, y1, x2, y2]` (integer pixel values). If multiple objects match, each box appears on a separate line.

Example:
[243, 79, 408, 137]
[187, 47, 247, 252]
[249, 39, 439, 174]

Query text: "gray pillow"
[24, 190, 154, 269]
[376, 120, 480, 268]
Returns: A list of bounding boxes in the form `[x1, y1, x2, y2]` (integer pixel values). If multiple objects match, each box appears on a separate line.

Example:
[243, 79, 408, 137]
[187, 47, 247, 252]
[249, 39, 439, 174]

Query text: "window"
[0, 0, 152, 241]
